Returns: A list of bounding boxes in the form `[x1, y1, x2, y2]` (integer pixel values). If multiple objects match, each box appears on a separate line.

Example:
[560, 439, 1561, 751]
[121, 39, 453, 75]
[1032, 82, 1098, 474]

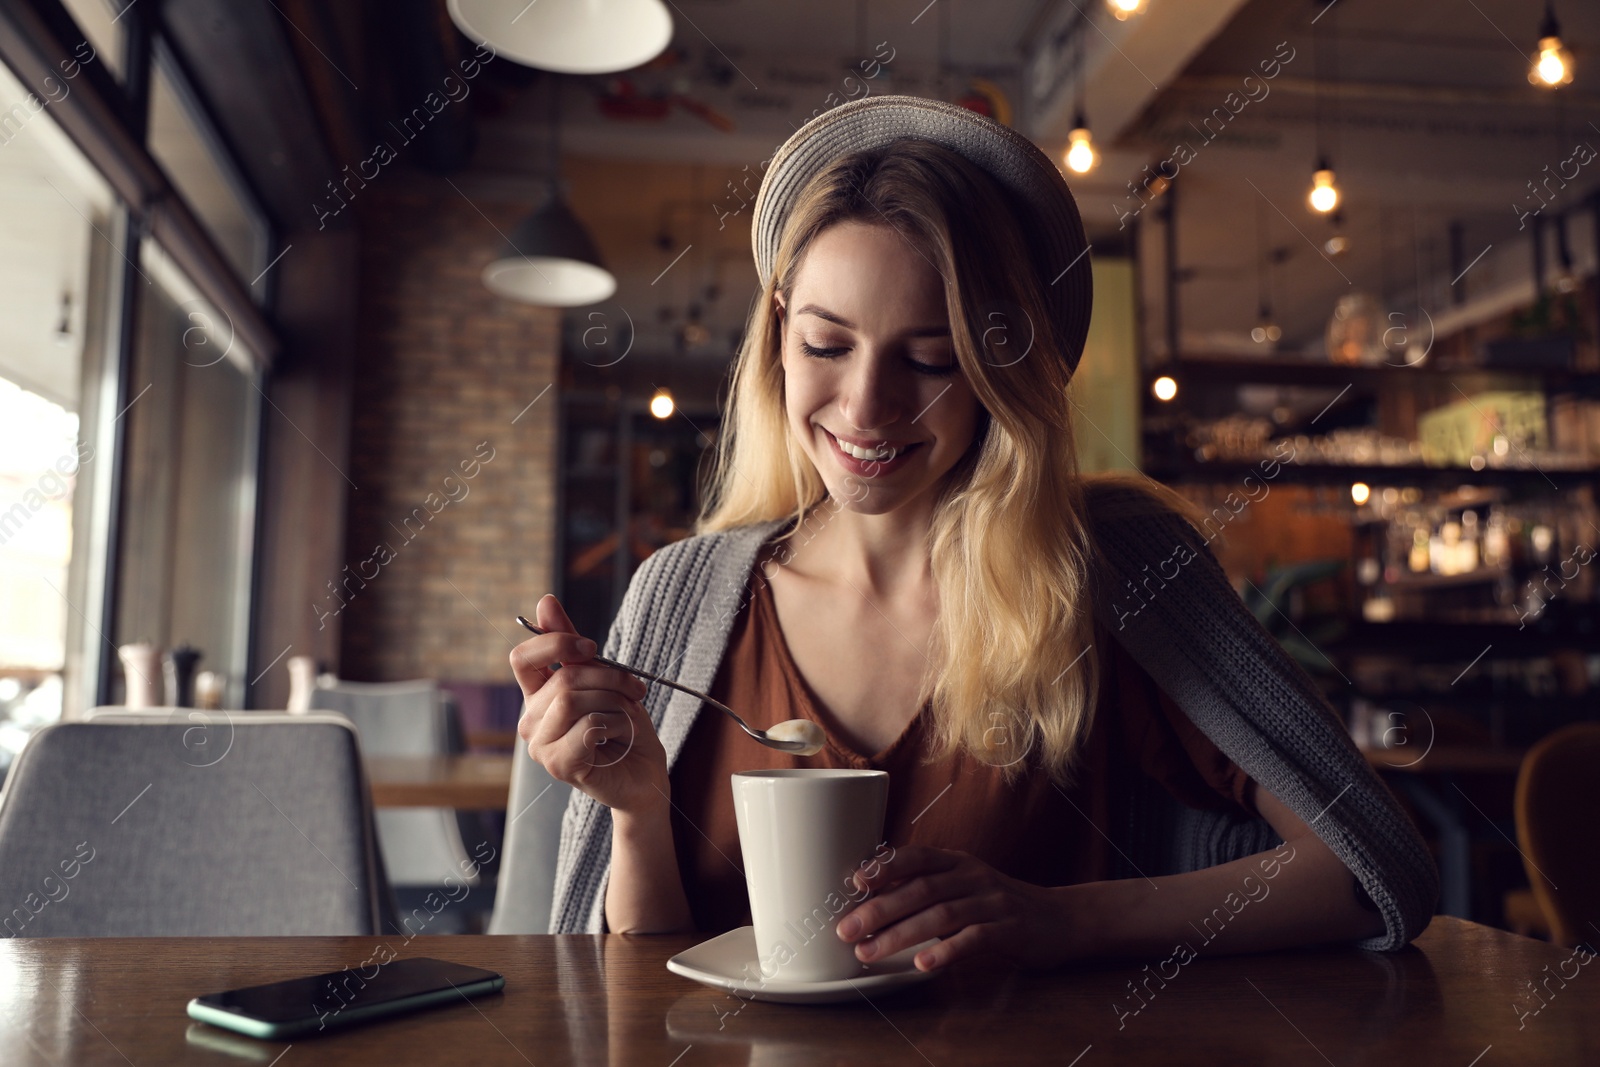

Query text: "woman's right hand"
[511, 593, 668, 817]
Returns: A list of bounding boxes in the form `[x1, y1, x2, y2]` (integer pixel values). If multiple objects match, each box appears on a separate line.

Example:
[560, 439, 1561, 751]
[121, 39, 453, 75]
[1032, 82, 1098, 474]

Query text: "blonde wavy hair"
[698, 139, 1144, 786]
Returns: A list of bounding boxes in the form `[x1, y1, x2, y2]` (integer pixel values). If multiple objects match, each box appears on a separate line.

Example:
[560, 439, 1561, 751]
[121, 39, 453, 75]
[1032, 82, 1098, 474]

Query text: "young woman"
[512, 96, 1437, 971]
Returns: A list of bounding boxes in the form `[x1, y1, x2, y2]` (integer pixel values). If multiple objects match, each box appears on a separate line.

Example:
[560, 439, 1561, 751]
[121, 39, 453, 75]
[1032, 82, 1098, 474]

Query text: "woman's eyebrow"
[796, 304, 854, 328]
[796, 304, 950, 337]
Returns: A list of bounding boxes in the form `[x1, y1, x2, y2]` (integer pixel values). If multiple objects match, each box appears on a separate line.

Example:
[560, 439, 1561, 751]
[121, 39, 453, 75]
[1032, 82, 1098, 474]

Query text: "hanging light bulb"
[1308, 159, 1340, 213]
[1152, 375, 1178, 401]
[649, 388, 675, 419]
[1251, 203, 1281, 346]
[1529, 3, 1573, 87]
[1064, 113, 1098, 175]
[1250, 310, 1283, 346]
[1106, 0, 1147, 19]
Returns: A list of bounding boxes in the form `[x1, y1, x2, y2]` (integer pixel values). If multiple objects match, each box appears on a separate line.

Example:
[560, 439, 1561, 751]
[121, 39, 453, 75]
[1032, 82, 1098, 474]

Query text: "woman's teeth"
[833, 433, 905, 461]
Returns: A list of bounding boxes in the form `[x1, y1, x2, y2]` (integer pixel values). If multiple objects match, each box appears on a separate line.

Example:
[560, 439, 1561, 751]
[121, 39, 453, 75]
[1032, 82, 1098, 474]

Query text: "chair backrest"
[1515, 723, 1600, 947]
[310, 679, 459, 756]
[488, 739, 573, 933]
[310, 680, 478, 888]
[0, 712, 389, 936]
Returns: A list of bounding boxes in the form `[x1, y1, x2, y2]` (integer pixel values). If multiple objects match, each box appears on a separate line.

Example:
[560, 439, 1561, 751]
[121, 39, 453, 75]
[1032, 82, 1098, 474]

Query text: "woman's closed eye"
[798, 340, 958, 377]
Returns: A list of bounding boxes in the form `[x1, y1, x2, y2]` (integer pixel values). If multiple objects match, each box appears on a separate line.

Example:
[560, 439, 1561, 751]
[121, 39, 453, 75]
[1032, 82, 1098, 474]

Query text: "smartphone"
[187, 956, 505, 1039]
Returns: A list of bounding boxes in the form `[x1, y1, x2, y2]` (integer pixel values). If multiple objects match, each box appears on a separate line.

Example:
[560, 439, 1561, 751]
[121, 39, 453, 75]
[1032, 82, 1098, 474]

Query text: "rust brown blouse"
[668, 565, 1261, 933]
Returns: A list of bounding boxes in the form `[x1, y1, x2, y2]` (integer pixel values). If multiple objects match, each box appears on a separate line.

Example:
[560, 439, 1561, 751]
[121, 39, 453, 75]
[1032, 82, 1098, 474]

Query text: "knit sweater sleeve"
[546, 539, 678, 934]
[546, 525, 760, 934]
[1084, 482, 1439, 950]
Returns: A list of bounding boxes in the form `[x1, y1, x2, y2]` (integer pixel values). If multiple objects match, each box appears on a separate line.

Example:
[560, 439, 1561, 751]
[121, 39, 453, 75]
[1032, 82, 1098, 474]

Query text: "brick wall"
[336, 182, 560, 682]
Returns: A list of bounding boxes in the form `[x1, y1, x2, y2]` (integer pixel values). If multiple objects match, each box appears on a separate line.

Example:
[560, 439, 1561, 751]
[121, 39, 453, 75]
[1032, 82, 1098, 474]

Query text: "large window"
[148, 47, 269, 289]
[111, 245, 260, 709]
[0, 55, 120, 758]
[0, 0, 274, 752]
[57, 0, 126, 83]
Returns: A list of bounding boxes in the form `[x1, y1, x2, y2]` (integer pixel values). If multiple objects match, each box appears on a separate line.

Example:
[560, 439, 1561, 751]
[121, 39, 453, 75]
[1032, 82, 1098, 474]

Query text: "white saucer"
[666, 926, 940, 1004]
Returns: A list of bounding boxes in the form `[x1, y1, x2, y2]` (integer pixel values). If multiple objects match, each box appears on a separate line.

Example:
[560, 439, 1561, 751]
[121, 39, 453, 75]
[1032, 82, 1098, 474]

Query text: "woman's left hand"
[834, 845, 1074, 972]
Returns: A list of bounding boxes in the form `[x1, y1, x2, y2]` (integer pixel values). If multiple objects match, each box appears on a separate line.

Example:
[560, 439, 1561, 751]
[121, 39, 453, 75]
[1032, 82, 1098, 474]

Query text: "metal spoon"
[515, 616, 825, 756]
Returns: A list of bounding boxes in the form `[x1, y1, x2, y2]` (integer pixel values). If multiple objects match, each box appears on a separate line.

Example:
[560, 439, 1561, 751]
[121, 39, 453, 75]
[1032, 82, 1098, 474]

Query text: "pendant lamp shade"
[447, 0, 674, 75]
[483, 191, 617, 306]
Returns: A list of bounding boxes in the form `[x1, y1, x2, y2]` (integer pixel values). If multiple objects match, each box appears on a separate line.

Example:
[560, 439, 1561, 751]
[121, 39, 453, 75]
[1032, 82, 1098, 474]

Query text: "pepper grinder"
[163, 644, 202, 708]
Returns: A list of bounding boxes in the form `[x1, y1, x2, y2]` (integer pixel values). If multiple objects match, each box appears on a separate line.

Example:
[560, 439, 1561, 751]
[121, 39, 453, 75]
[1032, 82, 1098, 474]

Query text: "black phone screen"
[195, 956, 502, 1026]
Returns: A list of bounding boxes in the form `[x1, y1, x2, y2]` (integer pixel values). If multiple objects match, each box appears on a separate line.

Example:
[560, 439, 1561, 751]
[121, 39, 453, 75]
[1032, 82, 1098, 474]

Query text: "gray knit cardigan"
[546, 485, 1439, 950]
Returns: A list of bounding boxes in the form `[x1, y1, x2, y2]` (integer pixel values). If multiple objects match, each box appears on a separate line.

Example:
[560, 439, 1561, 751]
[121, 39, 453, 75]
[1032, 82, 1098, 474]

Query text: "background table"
[365, 754, 513, 809]
[2, 917, 1594, 1064]
[1365, 746, 1528, 920]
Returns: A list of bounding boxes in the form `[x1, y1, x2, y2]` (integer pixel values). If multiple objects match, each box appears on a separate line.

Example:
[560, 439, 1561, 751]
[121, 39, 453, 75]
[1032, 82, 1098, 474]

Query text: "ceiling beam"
[1023, 0, 1254, 147]
[1172, 73, 1600, 113]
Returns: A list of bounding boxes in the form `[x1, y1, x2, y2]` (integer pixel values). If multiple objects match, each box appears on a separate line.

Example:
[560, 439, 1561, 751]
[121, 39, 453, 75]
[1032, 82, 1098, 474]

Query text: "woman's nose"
[838, 350, 908, 432]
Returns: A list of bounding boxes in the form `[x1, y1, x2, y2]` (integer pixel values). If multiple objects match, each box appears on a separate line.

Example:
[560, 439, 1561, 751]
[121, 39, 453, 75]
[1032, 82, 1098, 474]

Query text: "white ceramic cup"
[732, 768, 890, 983]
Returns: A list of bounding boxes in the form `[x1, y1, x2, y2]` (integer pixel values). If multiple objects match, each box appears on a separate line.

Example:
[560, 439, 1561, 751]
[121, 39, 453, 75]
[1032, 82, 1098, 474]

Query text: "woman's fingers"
[853, 845, 956, 896]
[907, 923, 986, 971]
[509, 594, 598, 697]
[524, 687, 654, 785]
[516, 662, 647, 741]
[526, 663, 647, 710]
[509, 633, 593, 694]
[525, 685, 626, 746]
[536, 593, 581, 645]
[543, 710, 637, 779]
[853, 893, 987, 964]
[536, 706, 641, 782]
[839, 867, 969, 942]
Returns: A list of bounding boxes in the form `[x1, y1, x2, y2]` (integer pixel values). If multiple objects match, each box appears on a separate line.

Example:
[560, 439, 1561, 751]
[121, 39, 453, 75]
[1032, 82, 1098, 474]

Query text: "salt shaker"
[117, 643, 162, 709]
[286, 655, 318, 713]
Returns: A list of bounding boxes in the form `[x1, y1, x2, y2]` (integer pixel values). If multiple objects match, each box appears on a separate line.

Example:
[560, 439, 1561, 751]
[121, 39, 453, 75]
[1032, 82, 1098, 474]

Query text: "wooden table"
[364, 755, 513, 809]
[3, 918, 1594, 1064]
[1364, 745, 1528, 774]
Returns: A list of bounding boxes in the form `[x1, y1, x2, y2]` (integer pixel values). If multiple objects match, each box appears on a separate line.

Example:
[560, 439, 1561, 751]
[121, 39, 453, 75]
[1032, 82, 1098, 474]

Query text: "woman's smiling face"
[778, 220, 984, 515]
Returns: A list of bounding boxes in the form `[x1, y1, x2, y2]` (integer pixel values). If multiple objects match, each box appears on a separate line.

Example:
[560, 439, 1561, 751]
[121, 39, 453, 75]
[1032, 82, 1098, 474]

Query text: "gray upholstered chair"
[487, 739, 572, 933]
[310, 680, 490, 933]
[0, 712, 390, 936]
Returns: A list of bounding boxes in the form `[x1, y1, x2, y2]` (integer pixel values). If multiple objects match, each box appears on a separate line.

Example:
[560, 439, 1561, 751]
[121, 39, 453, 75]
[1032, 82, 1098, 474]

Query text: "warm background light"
[1351, 482, 1371, 505]
[1064, 127, 1097, 175]
[1309, 168, 1339, 213]
[1152, 375, 1178, 401]
[649, 389, 675, 419]
[1531, 37, 1573, 86]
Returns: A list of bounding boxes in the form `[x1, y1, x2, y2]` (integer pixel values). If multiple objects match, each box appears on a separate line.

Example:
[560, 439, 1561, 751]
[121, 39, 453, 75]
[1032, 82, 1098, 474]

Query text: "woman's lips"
[824, 429, 922, 476]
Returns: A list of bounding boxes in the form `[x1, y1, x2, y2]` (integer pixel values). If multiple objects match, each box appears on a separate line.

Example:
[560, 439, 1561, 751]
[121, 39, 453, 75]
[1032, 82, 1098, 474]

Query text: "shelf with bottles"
[1144, 457, 1600, 489]
[1345, 483, 1597, 630]
[1144, 384, 1600, 487]
[1147, 356, 1600, 392]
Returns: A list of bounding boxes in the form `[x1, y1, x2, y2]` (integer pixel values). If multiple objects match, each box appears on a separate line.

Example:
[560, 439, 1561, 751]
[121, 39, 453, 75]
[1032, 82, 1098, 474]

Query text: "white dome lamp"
[482, 190, 617, 306]
[482, 77, 617, 307]
[447, 0, 673, 75]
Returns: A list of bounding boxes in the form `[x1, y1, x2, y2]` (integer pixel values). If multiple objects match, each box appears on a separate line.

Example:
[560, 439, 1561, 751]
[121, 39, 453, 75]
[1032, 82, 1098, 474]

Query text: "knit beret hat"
[751, 94, 1095, 372]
